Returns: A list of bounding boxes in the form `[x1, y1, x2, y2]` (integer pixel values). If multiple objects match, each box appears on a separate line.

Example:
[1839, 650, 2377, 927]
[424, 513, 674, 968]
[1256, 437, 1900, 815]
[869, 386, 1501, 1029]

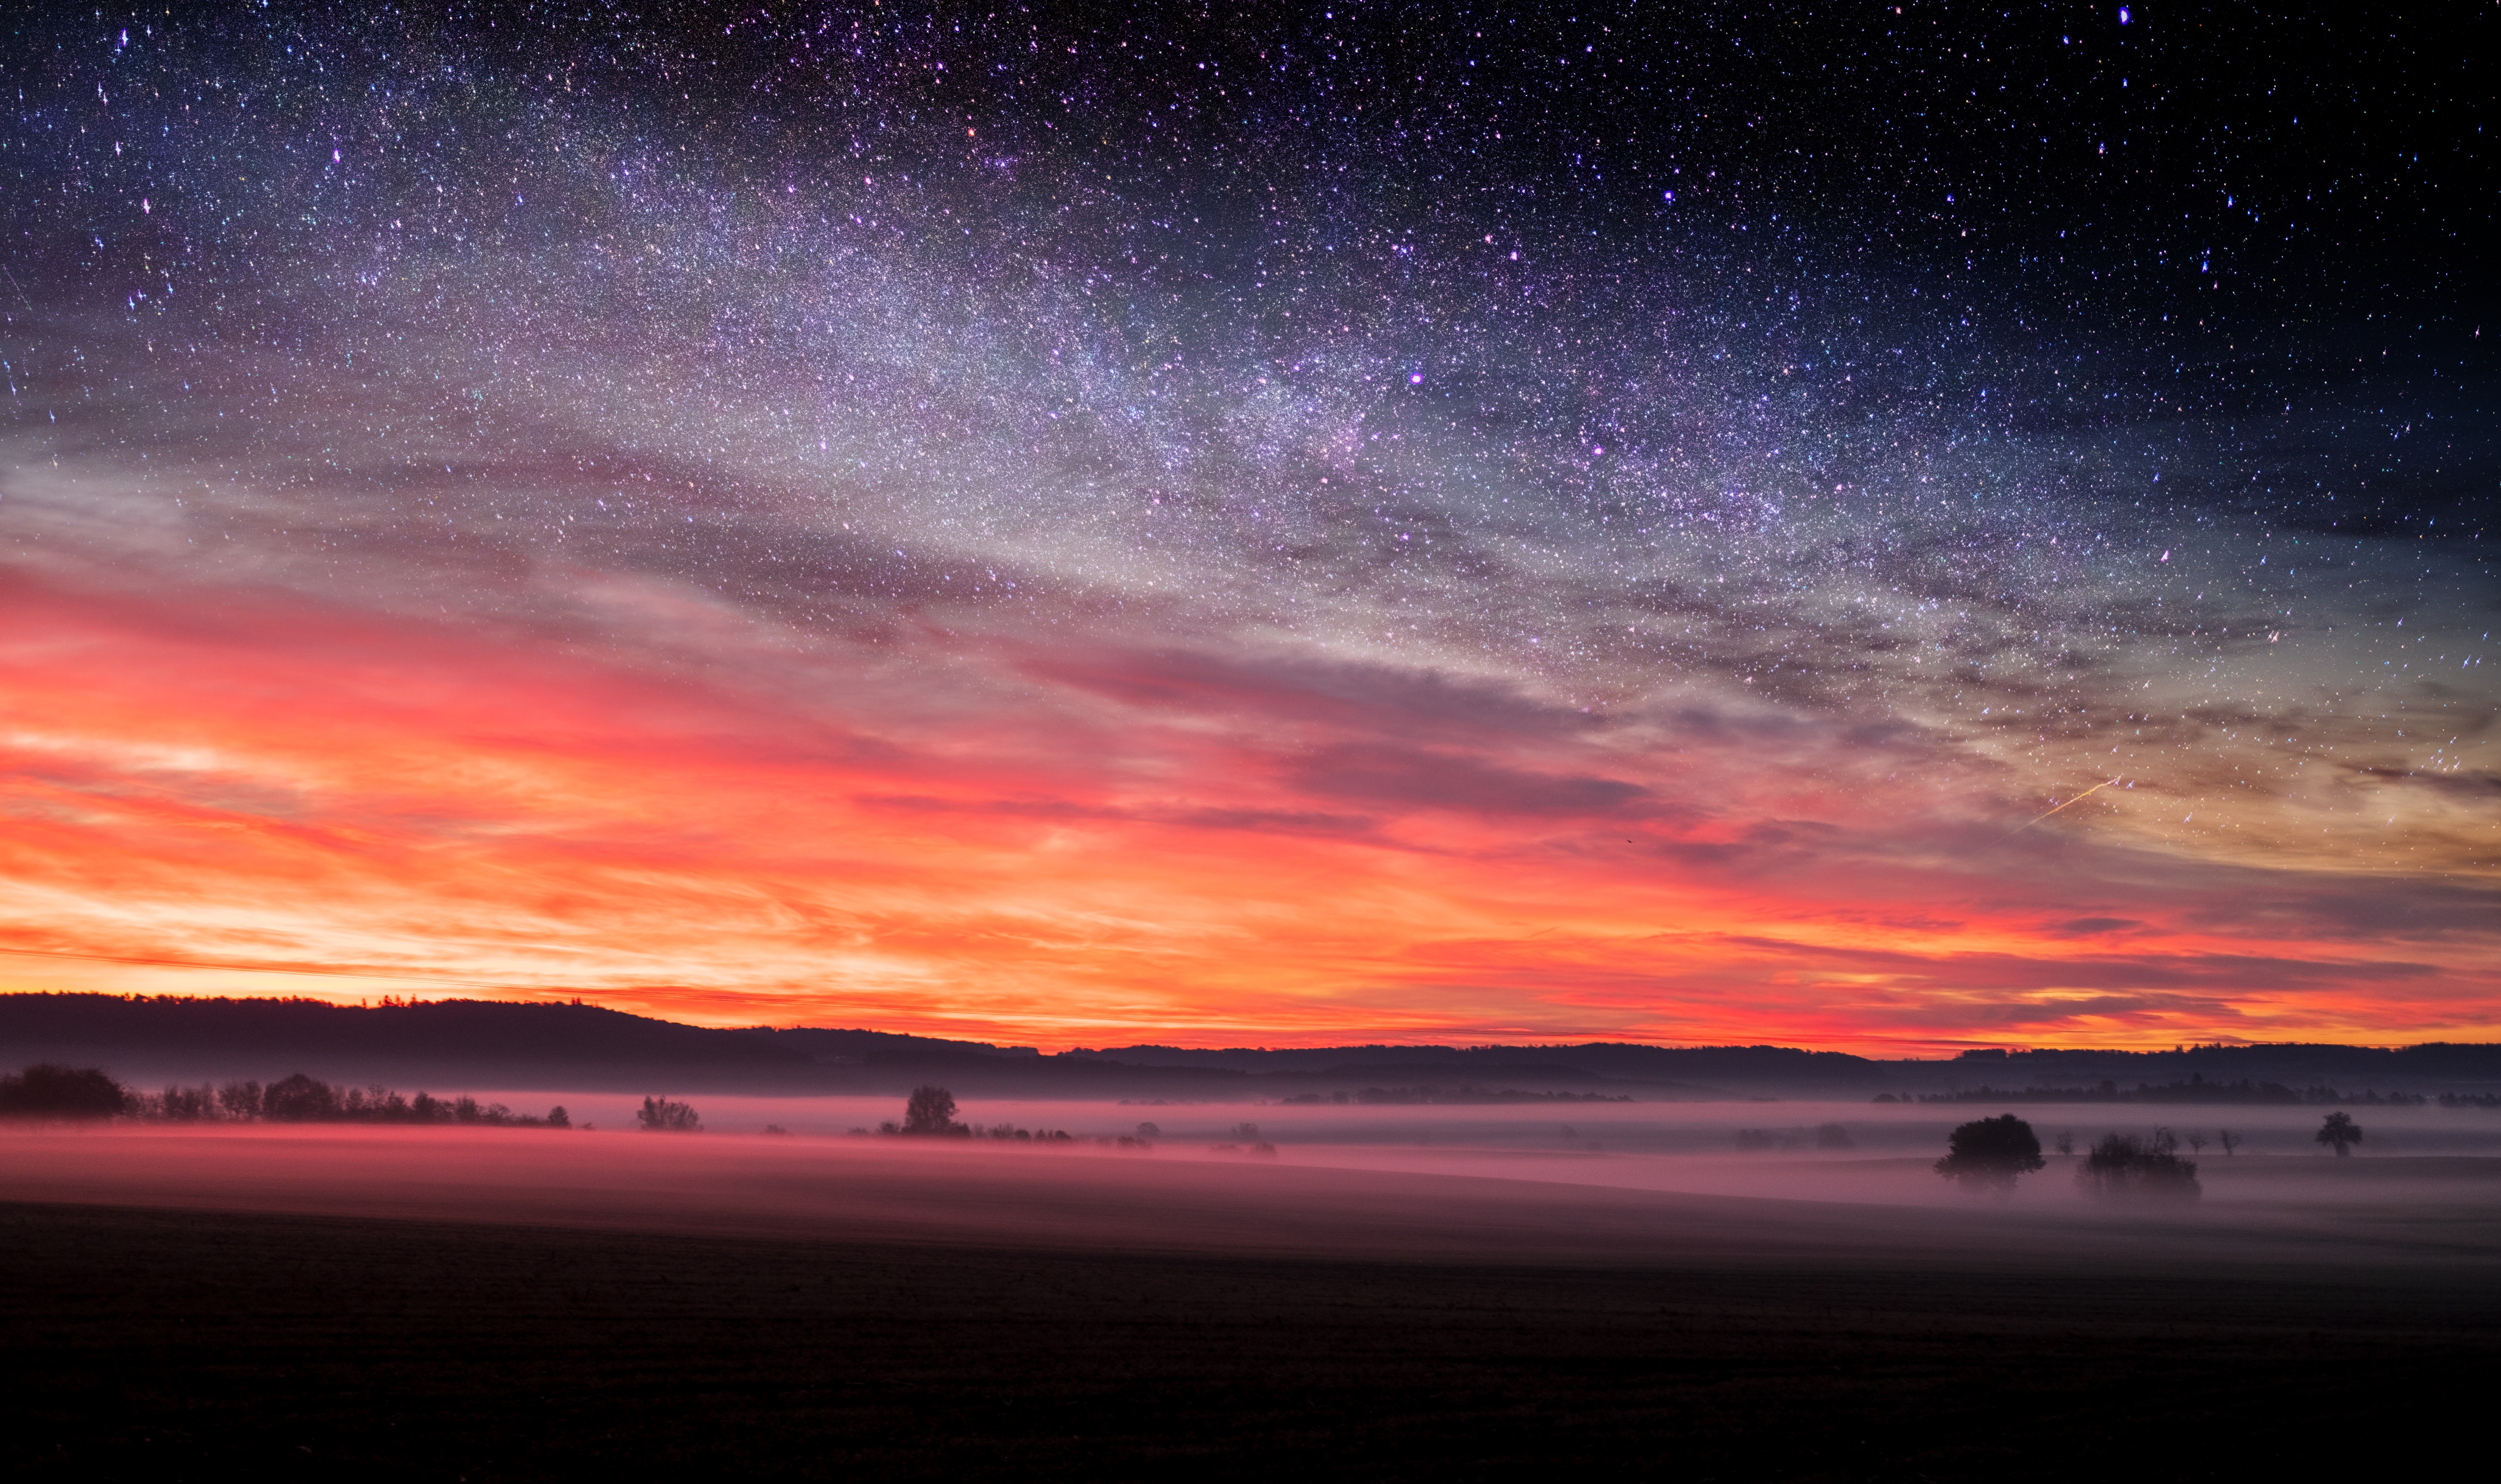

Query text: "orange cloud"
[3, 563, 2493, 1055]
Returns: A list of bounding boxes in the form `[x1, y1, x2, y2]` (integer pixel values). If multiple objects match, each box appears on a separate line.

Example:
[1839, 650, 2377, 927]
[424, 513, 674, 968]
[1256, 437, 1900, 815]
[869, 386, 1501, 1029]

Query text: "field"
[8, 1116, 2499, 1479]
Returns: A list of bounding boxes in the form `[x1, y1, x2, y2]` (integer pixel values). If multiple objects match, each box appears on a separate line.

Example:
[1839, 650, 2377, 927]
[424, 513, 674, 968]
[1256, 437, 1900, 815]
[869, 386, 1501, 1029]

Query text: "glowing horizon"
[5, 544, 2488, 1058]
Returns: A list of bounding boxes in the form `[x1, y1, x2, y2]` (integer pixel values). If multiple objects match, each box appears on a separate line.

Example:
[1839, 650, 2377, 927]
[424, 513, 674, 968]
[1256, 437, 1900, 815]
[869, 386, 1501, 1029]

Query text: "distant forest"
[1277, 1086, 1633, 1105]
[1906, 1076, 2446, 1108]
[5, 993, 2500, 1101]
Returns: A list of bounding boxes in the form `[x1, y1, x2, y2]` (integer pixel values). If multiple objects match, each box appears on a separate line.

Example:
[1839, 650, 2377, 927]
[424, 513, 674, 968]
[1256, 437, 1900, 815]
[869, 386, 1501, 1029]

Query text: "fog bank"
[6, 1119, 2495, 1281]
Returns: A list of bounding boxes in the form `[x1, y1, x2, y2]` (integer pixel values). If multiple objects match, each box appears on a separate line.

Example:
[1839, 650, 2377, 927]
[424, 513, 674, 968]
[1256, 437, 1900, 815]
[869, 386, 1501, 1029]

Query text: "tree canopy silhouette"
[2077, 1129, 2201, 1203]
[0, 1063, 127, 1118]
[261, 1072, 341, 1122]
[2316, 1110, 2363, 1156]
[1933, 1113, 2045, 1192]
[636, 1096, 701, 1132]
[901, 1084, 966, 1135]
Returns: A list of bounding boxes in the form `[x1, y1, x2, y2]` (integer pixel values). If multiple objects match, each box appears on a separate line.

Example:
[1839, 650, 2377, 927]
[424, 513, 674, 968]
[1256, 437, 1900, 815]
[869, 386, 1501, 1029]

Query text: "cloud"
[1289, 744, 1653, 819]
[1, 271, 2493, 1055]
[1027, 647, 1607, 743]
[2047, 917, 2142, 937]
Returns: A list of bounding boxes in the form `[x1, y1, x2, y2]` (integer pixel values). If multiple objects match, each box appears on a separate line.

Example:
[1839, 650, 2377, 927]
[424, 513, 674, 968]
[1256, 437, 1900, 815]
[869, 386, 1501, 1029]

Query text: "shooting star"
[2010, 778, 2125, 837]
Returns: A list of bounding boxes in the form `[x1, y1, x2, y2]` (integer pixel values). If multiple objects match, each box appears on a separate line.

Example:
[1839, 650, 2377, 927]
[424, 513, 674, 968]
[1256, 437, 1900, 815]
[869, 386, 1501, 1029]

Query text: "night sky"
[2, 3, 2491, 1051]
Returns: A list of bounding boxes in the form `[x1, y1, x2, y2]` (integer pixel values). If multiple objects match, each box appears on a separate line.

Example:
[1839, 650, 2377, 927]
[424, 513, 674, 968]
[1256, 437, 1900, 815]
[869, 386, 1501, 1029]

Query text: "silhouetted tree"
[158, 1083, 218, 1121]
[0, 1063, 127, 1118]
[901, 1085, 964, 1135]
[2077, 1130, 2201, 1203]
[636, 1095, 701, 1132]
[1135, 1121, 1162, 1141]
[261, 1073, 339, 1122]
[2217, 1128, 2238, 1157]
[2316, 1110, 2363, 1156]
[1933, 1113, 2045, 1193]
[218, 1080, 263, 1120]
[547, 1105, 571, 1128]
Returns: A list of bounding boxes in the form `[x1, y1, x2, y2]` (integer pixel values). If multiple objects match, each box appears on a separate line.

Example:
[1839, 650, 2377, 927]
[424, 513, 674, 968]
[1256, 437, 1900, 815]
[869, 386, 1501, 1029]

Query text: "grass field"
[7, 1125, 2499, 1479]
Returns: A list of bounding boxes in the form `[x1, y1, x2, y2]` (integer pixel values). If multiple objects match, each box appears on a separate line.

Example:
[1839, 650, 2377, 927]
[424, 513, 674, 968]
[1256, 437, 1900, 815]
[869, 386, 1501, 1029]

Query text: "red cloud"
[4, 564, 2493, 1053]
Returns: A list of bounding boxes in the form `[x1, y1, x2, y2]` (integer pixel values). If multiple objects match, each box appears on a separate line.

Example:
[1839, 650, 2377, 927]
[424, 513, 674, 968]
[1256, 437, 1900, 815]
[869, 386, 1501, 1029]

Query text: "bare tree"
[2217, 1128, 2238, 1157]
[2185, 1131, 2207, 1157]
[2316, 1111, 2362, 1156]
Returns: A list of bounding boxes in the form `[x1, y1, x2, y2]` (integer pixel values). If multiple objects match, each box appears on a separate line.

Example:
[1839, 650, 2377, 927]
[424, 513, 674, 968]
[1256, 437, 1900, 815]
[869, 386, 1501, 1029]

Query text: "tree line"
[0, 1062, 570, 1127]
[1915, 1078, 2434, 1106]
[1278, 1086, 1632, 1105]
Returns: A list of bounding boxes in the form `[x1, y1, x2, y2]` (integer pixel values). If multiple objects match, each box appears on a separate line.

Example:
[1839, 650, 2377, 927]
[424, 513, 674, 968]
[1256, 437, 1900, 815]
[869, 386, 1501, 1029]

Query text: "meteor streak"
[2010, 779, 2124, 836]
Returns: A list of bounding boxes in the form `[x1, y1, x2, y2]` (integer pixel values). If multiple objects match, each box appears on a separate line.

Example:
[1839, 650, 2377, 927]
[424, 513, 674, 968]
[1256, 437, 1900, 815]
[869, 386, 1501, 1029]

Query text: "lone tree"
[901, 1085, 965, 1136]
[636, 1096, 701, 1132]
[0, 1063, 127, 1118]
[1934, 1113, 2046, 1193]
[2316, 1110, 2363, 1157]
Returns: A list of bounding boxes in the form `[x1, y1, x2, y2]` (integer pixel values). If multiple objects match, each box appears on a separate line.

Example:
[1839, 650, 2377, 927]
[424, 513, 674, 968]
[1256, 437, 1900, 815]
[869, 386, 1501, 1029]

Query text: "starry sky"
[1, 3, 2492, 1053]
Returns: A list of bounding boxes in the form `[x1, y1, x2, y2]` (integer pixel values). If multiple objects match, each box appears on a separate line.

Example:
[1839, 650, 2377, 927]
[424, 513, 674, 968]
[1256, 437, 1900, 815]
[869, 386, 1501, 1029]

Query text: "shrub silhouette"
[901, 1085, 967, 1136]
[1933, 1113, 2045, 1193]
[2077, 1130, 2201, 1203]
[0, 1063, 128, 1118]
[636, 1096, 702, 1132]
[2315, 1110, 2363, 1156]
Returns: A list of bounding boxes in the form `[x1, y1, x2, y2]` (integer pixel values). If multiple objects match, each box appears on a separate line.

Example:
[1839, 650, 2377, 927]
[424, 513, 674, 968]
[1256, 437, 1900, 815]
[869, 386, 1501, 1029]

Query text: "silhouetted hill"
[757, 1026, 1044, 1063]
[0, 994, 814, 1089]
[7, 993, 2498, 1099]
[1069, 1042, 1885, 1094]
[1930, 1044, 2501, 1093]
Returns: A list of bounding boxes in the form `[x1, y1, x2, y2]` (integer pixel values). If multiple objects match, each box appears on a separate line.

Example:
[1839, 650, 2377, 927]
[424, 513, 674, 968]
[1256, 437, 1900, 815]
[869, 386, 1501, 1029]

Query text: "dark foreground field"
[8, 1197, 2496, 1483]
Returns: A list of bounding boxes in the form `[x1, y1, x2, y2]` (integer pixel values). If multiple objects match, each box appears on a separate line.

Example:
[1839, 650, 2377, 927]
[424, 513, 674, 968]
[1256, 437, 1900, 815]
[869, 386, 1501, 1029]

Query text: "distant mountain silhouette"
[0, 993, 809, 1075]
[1065, 1042, 1885, 1089]
[3, 993, 2496, 1099]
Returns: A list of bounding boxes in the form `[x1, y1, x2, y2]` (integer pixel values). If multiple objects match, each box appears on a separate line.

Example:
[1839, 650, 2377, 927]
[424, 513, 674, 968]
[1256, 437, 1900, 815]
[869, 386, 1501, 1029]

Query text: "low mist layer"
[8, 1108, 2495, 1281]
